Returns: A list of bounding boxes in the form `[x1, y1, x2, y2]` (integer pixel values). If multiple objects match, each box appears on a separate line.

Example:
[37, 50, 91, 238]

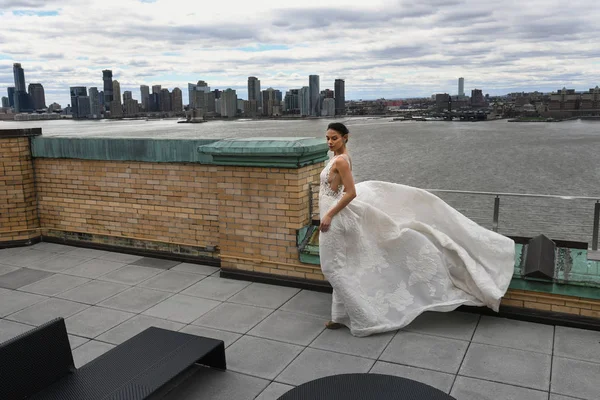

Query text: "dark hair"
[327, 122, 349, 143]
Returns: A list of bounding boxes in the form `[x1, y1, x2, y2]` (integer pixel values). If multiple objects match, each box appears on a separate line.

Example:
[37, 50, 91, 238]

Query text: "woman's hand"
[320, 213, 333, 232]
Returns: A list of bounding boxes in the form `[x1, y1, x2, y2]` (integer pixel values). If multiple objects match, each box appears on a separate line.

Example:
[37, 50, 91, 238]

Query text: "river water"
[3, 117, 599, 244]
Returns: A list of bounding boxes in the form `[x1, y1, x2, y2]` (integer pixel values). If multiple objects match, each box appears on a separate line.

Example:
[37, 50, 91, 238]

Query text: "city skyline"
[1, 0, 599, 106]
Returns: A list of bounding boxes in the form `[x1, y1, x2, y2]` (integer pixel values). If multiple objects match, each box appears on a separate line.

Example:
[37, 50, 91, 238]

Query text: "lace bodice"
[319, 154, 350, 200]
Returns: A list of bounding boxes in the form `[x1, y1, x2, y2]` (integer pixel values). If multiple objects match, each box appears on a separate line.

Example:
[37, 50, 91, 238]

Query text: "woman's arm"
[319, 157, 356, 232]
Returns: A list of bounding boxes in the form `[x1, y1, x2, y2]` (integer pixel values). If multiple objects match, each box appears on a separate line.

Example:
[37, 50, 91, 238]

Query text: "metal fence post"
[493, 196, 500, 232]
[593, 201, 600, 251]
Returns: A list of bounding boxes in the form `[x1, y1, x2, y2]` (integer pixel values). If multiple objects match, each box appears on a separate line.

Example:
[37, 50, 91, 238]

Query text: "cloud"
[0, 0, 599, 106]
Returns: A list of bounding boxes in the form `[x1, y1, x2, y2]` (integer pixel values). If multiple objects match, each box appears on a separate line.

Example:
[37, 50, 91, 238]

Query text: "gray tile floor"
[1, 243, 599, 400]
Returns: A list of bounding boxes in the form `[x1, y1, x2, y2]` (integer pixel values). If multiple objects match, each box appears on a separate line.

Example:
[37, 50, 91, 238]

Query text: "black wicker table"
[277, 373, 456, 400]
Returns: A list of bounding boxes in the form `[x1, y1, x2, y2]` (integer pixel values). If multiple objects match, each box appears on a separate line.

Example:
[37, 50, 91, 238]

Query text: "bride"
[318, 122, 515, 337]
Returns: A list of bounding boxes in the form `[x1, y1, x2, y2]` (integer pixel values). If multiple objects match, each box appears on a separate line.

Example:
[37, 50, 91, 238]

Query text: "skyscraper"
[1, 97, 8, 108]
[88, 87, 100, 117]
[159, 88, 171, 112]
[190, 81, 210, 110]
[152, 85, 162, 95]
[171, 88, 183, 112]
[221, 89, 238, 117]
[13, 63, 31, 113]
[123, 91, 132, 102]
[309, 75, 320, 117]
[299, 86, 310, 116]
[70, 86, 88, 118]
[140, 85, 149, 110]
[102, 70, 113, 104]
[334, 79, 345, 115]
[28, 83, 46, 110]
[113, 81, 122, 105]
[7, 87, 15, 108]
[247, 76, 261, 108]
[458, 77, 464, 97]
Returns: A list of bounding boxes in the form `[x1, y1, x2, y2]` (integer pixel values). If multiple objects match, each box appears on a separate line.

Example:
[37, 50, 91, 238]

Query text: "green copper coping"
[30, 136, 329, 168]
[197, 137, 329, 168]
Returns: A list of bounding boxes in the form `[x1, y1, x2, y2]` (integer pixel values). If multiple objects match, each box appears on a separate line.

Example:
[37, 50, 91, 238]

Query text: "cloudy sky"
[1, 0, 599, 106]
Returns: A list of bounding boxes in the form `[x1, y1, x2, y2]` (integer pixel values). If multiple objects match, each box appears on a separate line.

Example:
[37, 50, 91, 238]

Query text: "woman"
[318, 122, 515, 337]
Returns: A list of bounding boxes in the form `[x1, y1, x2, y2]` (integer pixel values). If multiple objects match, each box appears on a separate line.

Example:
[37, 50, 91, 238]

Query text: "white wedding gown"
[319, 154, 515, 337]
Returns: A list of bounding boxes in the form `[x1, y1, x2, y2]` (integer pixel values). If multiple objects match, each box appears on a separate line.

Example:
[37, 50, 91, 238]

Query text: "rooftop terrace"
[1, 243, 599, 400]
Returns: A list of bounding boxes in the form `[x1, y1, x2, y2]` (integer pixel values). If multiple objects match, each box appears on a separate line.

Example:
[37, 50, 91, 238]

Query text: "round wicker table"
[277, 373, 456, 400]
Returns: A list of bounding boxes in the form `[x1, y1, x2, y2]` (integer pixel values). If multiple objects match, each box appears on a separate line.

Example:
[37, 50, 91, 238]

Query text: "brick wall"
[0, 137, 39, 243]
[219, 162, 324, 280]
[501, 289, 600, 318]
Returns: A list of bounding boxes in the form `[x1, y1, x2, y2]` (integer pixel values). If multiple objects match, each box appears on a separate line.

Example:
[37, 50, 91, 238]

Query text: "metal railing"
[308, 184, 600, 250]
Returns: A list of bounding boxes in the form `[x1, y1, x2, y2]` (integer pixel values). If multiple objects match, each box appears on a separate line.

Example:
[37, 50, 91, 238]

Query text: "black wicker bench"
[0, 317, 226, 400]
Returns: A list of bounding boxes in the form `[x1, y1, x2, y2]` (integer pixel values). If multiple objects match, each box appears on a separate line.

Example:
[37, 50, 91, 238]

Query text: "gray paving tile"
[554, 326, 600, 364]
[1, 249, 53, 267]
[311, 327, 394, 359]
[459, 343, 551, 391]
[99, 287, 172, 313]
[404, 311, 480, 341]
[0, 268, 53, 289]
[96, 314, 185, 345]
[61, 259, 126, 279]
[370, 361, 455, 394]
[277, 347, 375, 386]
[171, 262, 219, 275]
[63, 247, 109, 259]
[30, 242, 78, 253]
[65, 306, 134, 338]
[226, 335, 304, 380]
[181, 276, 250, 301]
[6, 298, 89, 326]
[137, 270, 205, 292]
[450, 376, 548, 400]
[57, 280, 129, 304]
[142, 294, 221, 324]
[192, 302, 272, 334]
[18, 274, 90, 296]
[551, 356, 600, 400]
[280, 289, 332, 319]
[97, 252, 143, 264]
[248, 310, 324, 346]
[0, 264, 19, 276]
[27, 254, 90, 273]
[0, 319, 33, 343]
[129, 257, 180, 269]
[72, 340, 115, 368]
[68, 334, 89, 350]
[380, 331, 468, 374]
[472, 316, 554, 354]
[256, 382, 295, 400]
[97, 265, 162, 285]
[228, 282, 300, 309]
[550, 395, 588, 400]
[161, 368, 269, 400]
[0, 246, 29, 258]
[180, 325, 241, 348]
[0, 290, 47, 317]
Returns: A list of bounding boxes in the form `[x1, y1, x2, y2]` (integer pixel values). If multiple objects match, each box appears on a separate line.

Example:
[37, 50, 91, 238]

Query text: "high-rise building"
[7, 87, 15, 108]
[1, 97, 8, 108]
[113, 81, 122, 105]
[148, 93, 159, 112]
[28, 83, 46, 110]
[220, 89, 238, 117]
[159, 88, 171, 112]
[88, 87, 100, 117]
[123, 91, 132, 102]
[188, 81, 210, 109]
[102, 70, 113, 104]
[124, 99, 139, 116]
[334, 79, 345, 115]
[70, 86, 88, 118]
[140, 85, 150, 110]
[471, 89, 486, 108]
[171, 88, 183, 112]
[309, 75, 320, 117]
[152, 85, 162, 95]
[247, 76, 261, 108]
[284, 89, 300, 114]
[262, 88, 280, 116]
[321, 89, 334, 98]
[322, 98, 335, 116]
[299, 86, 310, 116]
[458, 77, 465, 97]
[13, 63, 31, 113]
[204, 92, 216, 113]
